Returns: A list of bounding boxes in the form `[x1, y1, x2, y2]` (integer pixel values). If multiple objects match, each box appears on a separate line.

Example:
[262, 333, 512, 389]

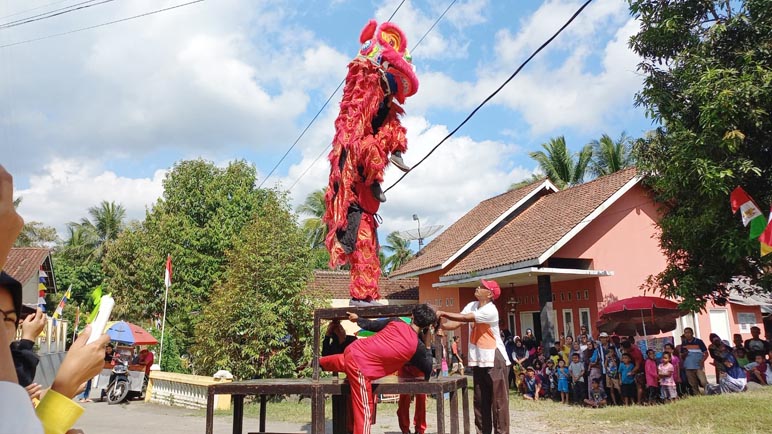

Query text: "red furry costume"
[323, 20, 419, 302]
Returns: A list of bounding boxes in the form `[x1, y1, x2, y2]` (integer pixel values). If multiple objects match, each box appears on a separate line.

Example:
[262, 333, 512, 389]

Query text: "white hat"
[599, 332, 609, 338]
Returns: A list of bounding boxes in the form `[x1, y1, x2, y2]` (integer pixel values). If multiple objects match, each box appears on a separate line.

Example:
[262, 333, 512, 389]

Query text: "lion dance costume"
[323, 20, 419, 304]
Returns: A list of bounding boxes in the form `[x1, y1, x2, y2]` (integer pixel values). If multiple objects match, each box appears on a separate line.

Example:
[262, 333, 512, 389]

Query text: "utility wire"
[0, 0, 85, 20]
[257, 0, 406, 189]
[383, 0, 594, 194]
[0, 0, 205, 49]
[286, 0, 455, 191]
[0, 0, 117, 30]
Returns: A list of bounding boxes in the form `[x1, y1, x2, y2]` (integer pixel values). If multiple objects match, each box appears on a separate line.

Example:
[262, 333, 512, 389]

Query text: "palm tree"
[508, 174, 547, 191]
[381, 232, 414, 275]
[528, 136, 592, 189]
[589, 132, 634, 177]
[87, 201, 126, 243]
[298, 189, 327, 249]
[60, 223, 100, 262]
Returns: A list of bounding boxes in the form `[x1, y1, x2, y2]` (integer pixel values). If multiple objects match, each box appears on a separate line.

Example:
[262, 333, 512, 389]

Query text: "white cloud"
[282, 114, 534, 247]
[15, 159, 165, 236]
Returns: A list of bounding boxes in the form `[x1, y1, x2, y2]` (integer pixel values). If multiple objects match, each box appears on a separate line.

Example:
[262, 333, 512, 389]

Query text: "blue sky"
[0, 0, 652, 249]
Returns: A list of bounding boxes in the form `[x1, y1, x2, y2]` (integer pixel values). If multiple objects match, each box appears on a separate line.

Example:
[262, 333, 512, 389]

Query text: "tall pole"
[159, 254, 172, 370]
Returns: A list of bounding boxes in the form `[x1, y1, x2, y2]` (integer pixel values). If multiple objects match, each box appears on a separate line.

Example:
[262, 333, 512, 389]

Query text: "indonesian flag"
[730, 186, 766, 239]
[164, 255, 172, 289]
[760, 208, 772, 257]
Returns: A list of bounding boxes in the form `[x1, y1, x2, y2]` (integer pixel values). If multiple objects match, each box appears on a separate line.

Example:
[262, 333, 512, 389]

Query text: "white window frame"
[562, 309, 574, 338]
[579, 308, 591, 337]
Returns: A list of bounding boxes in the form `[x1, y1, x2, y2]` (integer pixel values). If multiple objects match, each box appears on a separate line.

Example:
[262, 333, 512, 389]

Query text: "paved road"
[74, 399, 413, 434]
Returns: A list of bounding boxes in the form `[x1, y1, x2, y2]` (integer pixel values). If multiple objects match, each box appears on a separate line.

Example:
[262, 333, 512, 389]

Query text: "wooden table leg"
[206, 387, 215, 434]
[233, 395, 244, 434]
[436, 391, 445, 434]
[449, 388, 459, 434]
[312, 387, 326, 434]
[259, 395, 267, 432]
[462, 384, 470, 434]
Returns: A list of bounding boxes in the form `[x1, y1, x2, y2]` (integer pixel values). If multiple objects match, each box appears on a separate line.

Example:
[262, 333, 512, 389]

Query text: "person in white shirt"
[437, 279, 510, 434]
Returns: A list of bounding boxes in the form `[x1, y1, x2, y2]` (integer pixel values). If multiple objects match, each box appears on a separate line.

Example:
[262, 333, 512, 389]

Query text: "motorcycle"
[105, 360, 131, 405]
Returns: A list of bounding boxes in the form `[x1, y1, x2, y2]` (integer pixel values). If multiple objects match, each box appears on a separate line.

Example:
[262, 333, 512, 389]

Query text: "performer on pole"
[323, 19, 419, 306]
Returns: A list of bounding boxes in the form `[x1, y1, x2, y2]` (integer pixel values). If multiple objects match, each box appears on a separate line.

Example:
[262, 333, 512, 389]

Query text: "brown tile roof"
[4, 247, 52, 284]
[390, 180, 552, 278]
[445, 168, 640, 277]
[307, 270, 418, 300]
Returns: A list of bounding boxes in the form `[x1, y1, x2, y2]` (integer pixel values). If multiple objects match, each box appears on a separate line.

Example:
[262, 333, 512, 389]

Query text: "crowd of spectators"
[502, 324, 772, 407]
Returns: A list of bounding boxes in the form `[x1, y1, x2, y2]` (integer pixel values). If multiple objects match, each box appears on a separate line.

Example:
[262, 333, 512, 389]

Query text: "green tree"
[103, 160, 268, 356]
[629, 0, 772, 308]
[86, 201, 126, 244]
[589, 132, 634, 177]
[192, 189, 326, 379]
[528, 136, 592, 189]
[381, 232, 414, 275]
[59, 223, 100, 263]
[12, 197, 58, 246]
[298, 189, 327, 249]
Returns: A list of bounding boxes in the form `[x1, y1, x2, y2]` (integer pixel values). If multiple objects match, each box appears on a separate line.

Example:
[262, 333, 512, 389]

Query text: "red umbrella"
[597, 296, 684, 337]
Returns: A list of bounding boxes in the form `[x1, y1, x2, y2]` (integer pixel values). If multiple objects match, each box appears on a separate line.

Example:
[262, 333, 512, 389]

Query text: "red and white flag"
[164, 255, 172, 289]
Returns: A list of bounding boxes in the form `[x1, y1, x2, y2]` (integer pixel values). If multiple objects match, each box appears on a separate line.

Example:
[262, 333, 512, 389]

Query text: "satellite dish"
[396, 224, 443, 249]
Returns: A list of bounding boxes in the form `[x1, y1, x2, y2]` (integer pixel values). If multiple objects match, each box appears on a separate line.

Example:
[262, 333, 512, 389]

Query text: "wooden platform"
[205, 375, 469, 434]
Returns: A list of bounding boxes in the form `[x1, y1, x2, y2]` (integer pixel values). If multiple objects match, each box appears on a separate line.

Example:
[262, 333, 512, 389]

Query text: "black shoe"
[390, 151, 411, 172]
[371, 182, 386, 202]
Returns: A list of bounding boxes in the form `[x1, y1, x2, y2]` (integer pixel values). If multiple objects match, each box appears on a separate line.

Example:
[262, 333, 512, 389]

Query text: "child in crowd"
[543, 359, 557, 400]
[747, 354, 769, 385]
[619, 353, 636, 406]
[658, 352, 677, 403]
[644, 349, 659, 404]
[583, 379, 607, 408]
[734, 347, 749, 368]
[664, 343, 682, 396]
[522, 367, 541, 400]
[571, 342, 583, 362]
[557, 359, 570, 404]
[605, 351, 621, 405]
[569, 353, 585, 404]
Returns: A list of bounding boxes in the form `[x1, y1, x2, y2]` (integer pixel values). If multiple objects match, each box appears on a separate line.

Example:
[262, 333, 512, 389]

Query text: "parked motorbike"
[105, 360, 131, 405]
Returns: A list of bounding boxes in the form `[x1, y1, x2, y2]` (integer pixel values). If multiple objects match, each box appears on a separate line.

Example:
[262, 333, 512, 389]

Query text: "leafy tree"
[589, 132, 635, 177]
[86, 200, 126, 243]
[12, 197, 58, 246]
[528, 136, 592, 189]
[52, 255, 104, 312]
[103, 160, 267, 356]
[192, 189, 326, 379]
[381, 232, 414, 275]
[59, 223, 100, 263]
[629, 0, 772, 308]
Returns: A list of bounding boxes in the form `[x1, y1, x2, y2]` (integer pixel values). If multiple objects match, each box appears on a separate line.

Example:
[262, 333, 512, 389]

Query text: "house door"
[709, 309, 731, 342]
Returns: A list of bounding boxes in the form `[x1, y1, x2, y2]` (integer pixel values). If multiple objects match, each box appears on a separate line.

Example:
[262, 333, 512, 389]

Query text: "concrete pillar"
[538, 275, 557, 352]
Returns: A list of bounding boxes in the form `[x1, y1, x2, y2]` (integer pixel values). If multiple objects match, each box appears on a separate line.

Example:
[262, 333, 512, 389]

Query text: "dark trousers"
[472, 351, 510, 434]
[571, 381, 585, 404]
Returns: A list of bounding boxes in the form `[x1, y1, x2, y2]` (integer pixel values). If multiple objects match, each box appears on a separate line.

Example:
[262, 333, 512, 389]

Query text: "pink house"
[390, 168, 769, 353]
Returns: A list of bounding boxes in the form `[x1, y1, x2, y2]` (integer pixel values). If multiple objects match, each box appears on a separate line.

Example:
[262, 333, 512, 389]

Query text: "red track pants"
[320, 352, 375, 434]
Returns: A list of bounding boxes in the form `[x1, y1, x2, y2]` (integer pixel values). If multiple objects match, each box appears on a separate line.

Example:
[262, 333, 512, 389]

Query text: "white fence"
[145, 371, 232, 410]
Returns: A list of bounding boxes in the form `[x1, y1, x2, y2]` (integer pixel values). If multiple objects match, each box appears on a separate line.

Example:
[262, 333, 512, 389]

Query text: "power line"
[0, 0, 80, 20]
[0, 0, 205, 49]
[257, 0, 407, 189]
[383, 0, 594, 194]
[286, 0, 455, 192]
[0, 0, 117, 30]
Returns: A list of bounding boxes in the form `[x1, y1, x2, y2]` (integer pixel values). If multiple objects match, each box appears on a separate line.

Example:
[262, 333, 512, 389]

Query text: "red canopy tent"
[596, 296, 685, 337]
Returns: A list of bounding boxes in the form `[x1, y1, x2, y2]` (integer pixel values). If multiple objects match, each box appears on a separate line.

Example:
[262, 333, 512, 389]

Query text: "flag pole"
[159, 254, 171, 371]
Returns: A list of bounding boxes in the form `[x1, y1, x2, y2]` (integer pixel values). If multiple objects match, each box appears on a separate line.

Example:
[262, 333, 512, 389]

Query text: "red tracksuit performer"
[319, 304, 436, 434]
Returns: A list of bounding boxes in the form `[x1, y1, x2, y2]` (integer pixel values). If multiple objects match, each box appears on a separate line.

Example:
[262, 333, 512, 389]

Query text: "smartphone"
[87, 295, 114, 344]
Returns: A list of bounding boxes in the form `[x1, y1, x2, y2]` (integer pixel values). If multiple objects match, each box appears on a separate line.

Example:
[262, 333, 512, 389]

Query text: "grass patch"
[541, 387, 772, 434]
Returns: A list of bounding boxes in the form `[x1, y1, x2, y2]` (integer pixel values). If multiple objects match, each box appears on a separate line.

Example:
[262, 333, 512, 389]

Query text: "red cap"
[480, 279, 501, 300]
